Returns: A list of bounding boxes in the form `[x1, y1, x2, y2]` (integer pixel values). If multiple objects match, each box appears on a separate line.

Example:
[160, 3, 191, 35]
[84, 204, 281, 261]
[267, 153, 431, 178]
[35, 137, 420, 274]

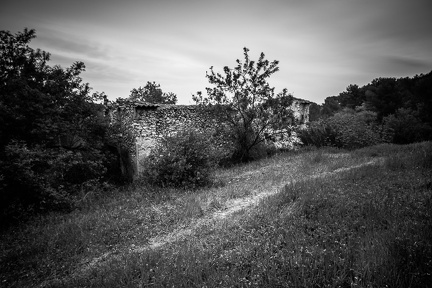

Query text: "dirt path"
[142, 158, 379, 251]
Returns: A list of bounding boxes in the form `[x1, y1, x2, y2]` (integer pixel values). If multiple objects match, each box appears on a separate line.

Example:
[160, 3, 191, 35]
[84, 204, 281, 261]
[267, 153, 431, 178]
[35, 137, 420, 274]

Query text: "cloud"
[378, 56, 432, 76]
[3, 0, 432, 105]
[33, 28, 113, 62]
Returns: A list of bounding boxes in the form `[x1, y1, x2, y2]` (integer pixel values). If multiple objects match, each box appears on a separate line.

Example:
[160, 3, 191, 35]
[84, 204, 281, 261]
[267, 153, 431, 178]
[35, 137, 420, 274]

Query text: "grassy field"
[1, 142, 431, 287]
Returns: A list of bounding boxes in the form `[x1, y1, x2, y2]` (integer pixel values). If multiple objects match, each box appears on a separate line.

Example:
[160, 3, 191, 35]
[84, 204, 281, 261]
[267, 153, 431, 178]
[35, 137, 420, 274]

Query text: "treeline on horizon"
[302, 71, 432, 147]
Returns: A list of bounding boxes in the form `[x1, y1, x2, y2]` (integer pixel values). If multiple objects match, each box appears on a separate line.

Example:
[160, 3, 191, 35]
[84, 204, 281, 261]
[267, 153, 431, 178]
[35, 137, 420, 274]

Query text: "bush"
[299, 109, 386, 149]
[328, 109, 384, 148]
[141, 130, 216, 188]
[383, 108, 432, 144]
[0, 142, 109, 227]
[297, 120, 337, 148]
[227, 125, 268, 163]
[223, 125, 298, 164]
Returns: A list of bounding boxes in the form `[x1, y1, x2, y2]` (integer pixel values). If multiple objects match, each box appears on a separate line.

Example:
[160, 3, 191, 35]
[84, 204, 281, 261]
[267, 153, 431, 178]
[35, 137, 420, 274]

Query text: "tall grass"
[1, 142, 431, 287]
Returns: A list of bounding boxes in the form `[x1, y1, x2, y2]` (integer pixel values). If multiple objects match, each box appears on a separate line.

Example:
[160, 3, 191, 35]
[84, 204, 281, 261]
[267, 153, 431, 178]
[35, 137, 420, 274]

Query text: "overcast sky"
[1, 0, 432, 104]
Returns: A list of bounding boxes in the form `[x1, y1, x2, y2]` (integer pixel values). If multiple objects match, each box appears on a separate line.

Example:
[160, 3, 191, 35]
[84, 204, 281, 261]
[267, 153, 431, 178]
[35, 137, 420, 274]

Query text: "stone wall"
[130, 99, 310, 175]
[291, 99, 310, 127]
[132, 104, 220, 173]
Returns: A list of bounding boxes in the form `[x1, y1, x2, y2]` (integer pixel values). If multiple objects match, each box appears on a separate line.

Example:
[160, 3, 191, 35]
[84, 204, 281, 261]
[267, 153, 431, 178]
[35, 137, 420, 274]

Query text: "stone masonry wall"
[132, 99, 310, 175]
[133, 104, 221, 174]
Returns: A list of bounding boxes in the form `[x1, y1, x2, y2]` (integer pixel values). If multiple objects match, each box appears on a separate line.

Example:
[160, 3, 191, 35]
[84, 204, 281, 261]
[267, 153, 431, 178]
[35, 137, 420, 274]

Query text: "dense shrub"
[227, 125, 268, 163]
[299, 109, 386, 149]
[141, 130, 216, 188]
[328, 109, 385, 148]
[0, 142, 108, 220]
[383, 108, 432, 144]
[222, 125, 301, 164]
[297, 120, 337, 148]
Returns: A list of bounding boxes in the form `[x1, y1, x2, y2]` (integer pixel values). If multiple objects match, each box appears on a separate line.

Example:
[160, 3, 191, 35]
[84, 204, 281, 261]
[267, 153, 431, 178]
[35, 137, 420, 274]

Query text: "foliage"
[320, 96, 341, 118]
[383, 108, 432, 144]
[102, 97, 138, 183]
[1, 142, 106, 215]
[0, 29, 118, 224]
[308, 102, 321, 122]
[193, 47, 294, 162]
[313, 71, 432, 145]
[337, 84, 365, 109]
[299, 109, 386, 149]
[129, 81, 177, 104]
[297, 120, 336, 148]
[141, 130, 216, 188]
[327, 109, 385, 148]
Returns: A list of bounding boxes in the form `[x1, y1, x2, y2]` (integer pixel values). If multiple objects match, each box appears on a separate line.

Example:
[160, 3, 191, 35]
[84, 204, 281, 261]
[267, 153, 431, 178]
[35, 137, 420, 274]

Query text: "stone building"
[123, 98, 310, 175]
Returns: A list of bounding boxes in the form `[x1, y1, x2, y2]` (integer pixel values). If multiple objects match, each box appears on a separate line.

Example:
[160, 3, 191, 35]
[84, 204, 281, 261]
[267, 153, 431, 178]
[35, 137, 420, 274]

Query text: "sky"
[1, 0, 432, 104]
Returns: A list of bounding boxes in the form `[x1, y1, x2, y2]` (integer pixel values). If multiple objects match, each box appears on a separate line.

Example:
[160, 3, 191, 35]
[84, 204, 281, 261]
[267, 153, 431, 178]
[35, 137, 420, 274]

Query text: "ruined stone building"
[110, 99, 311, 175]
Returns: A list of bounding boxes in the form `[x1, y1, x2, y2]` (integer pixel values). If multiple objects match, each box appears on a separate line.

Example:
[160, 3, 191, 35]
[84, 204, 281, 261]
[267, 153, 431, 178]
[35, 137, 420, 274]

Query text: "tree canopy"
[193, 47, 293, 162]
[129, 81, 177, 104]
[0, 29, 105, 151]
[317, 72, 432, 122]
[0, 29, 124, 223]
[307, 71, 432, 145]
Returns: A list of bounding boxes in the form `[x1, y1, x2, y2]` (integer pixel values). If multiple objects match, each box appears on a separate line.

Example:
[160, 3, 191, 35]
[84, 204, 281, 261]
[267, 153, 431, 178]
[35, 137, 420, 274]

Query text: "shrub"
[0, 142, 108, 227]
[228, 125, 268, 163]
[141, 130, 216, 188]
[328, 109, 383, 148]
[382, 108, 432, 144]
[297, 120, 337, 148]
[299, 109, 385, 149]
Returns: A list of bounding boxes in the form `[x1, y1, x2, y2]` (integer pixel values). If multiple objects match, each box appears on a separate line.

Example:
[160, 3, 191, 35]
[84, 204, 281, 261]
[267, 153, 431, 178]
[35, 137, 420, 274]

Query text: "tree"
[383, 108, 432, 144]
[129, 81, 177, 104]
[308, 102, 322, 122]
[338, 84, 365, 109]
[364, 77, 404, 120]
[193, 47, 293, 162]
[321, 96, 341, 118]
[0, 28, 116, 222]
[0, 29, 105, 150]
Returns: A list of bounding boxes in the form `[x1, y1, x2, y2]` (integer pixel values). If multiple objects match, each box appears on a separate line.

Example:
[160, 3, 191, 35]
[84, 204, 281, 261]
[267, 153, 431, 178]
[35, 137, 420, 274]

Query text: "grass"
[1, 142, 431, 287]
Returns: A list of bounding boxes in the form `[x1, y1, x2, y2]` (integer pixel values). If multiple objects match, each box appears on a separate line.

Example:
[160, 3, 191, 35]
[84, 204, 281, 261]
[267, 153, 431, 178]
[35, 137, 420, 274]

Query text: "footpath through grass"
[1, 142, 431, 287]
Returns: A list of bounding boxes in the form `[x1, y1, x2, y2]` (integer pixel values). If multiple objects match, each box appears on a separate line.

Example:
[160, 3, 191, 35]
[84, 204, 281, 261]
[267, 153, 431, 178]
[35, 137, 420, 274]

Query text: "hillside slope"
[1, 142, 431, 287]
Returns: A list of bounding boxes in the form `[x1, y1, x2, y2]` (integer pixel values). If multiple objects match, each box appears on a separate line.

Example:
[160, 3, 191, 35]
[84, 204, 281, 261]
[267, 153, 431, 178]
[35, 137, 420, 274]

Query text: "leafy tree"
[338, 84, 365, 109]
[129, 81, 177, 104]
[317, 70, 432, 144]
[383, 108, 432, 144]
[193, 47, 293, 162]
[412, 72, 432, 124]
[0, 28, 116, 223]
[308, 102, 322, 122]
[0, 29, 105, 150]
[364, 77, 405, 120]
[320, 96, 341, 118]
